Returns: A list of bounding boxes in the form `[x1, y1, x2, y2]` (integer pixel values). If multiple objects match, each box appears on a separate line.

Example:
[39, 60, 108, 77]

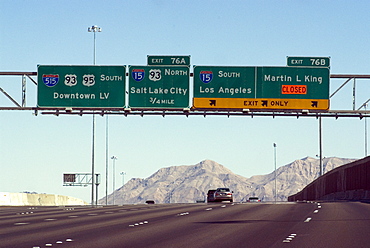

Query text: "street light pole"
[319, 115, 323, 176]
[365, 104, 368, 156]
[120, 171, 126, 186]
[105, 116, 109, 205]
[357, 99, 370, 157]
[87, 25, 101, 206]
[111, 156, 117, 205]
[88, 25, 102, 65]
[273, 143, 277, 203]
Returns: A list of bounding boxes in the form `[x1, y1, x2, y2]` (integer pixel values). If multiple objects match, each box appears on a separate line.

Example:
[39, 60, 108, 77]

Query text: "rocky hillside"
[99, 157, 356, 204]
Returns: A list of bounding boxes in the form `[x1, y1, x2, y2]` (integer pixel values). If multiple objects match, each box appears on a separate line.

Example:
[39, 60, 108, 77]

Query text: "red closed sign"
[281, 85, 307, 95]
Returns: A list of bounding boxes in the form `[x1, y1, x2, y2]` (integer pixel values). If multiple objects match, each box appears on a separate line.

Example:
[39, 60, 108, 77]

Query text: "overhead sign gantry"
[6, 55, 369, 118]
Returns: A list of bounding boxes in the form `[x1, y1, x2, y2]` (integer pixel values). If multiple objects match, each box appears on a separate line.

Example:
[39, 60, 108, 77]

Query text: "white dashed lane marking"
[14, 222, 29, 225]
[129, 220, 148, 227]
[283, 233, 297, 243]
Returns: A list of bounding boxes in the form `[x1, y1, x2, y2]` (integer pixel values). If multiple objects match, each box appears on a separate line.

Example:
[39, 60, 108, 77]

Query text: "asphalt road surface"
[1, 201, 370, 248]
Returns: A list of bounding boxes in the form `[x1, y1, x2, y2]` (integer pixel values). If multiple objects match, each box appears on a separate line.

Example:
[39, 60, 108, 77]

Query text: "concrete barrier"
[0, 192, 88, 206]
[288, 156, 370, 201]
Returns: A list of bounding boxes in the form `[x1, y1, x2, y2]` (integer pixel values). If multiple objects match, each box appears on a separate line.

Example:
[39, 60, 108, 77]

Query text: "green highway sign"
[147, 55, 190, 66]
[287, 56, 330, 67]
[256, 67, 330, 99]
[193, 66, 256, 98]
[193, 66, 330, 110]
[128, 66, 190, 108]
[37, 65, 125, 108]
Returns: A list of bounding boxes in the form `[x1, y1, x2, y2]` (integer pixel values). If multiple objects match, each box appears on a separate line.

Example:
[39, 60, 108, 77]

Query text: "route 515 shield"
[42, 74, 59, 87]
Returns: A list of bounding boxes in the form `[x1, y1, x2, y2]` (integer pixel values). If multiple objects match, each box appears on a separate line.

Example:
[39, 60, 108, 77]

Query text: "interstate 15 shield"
[131, 69, 145, 82]
[199, 71, 213, 84]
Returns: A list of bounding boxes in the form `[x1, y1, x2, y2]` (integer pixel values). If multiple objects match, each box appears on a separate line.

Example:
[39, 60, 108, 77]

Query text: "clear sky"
[1, 1, 369, 203]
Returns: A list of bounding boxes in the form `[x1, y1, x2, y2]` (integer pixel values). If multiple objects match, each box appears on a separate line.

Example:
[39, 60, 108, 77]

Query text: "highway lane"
[0, 204, 201, 247]
[1, 202, 370, 248]
[275, 201, 370, 248]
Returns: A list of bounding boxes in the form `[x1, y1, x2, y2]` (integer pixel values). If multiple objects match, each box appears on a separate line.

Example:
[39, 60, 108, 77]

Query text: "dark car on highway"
[214, 188, 233, 202]
[247, 197, 261, 202]
[207, 190, 216, 202]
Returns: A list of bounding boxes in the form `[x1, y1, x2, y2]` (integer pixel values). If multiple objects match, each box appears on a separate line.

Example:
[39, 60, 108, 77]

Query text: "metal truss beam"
[1, 72, 370, 118]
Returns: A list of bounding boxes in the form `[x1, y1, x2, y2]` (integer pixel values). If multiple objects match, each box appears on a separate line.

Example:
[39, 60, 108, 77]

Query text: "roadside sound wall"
[288, 156, 370, 201]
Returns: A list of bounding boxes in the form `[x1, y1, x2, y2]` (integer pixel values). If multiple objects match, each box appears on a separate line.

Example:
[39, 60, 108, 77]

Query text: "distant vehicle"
[214, 188, 233, 202]
[145, 200, 155, 204]
[207, 190, 216, 202]
[247, 197, 261, 202]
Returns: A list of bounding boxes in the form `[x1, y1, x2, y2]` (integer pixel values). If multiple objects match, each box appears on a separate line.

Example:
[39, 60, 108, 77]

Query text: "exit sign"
[287, 57, 330, 68]
[147, 55, 190, 66]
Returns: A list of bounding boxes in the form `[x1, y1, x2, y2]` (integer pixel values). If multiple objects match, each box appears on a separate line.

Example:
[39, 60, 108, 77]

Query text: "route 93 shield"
[64, 74, 77, 87]
[149, 69, 161, 81]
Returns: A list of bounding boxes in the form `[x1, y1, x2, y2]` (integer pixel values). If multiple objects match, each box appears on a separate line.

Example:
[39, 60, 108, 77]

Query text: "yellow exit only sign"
[193, 98, 329, 110]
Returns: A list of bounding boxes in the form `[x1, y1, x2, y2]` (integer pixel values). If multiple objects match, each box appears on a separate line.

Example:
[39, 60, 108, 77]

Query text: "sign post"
[37, 65, 125, 108]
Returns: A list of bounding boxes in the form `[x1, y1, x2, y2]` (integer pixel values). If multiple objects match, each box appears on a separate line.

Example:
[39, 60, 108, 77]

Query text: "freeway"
[1, 202, 370, 248]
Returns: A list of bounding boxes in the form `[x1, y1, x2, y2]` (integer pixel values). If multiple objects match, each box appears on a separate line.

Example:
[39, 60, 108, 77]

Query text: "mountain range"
[99, 157, 356, 204]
